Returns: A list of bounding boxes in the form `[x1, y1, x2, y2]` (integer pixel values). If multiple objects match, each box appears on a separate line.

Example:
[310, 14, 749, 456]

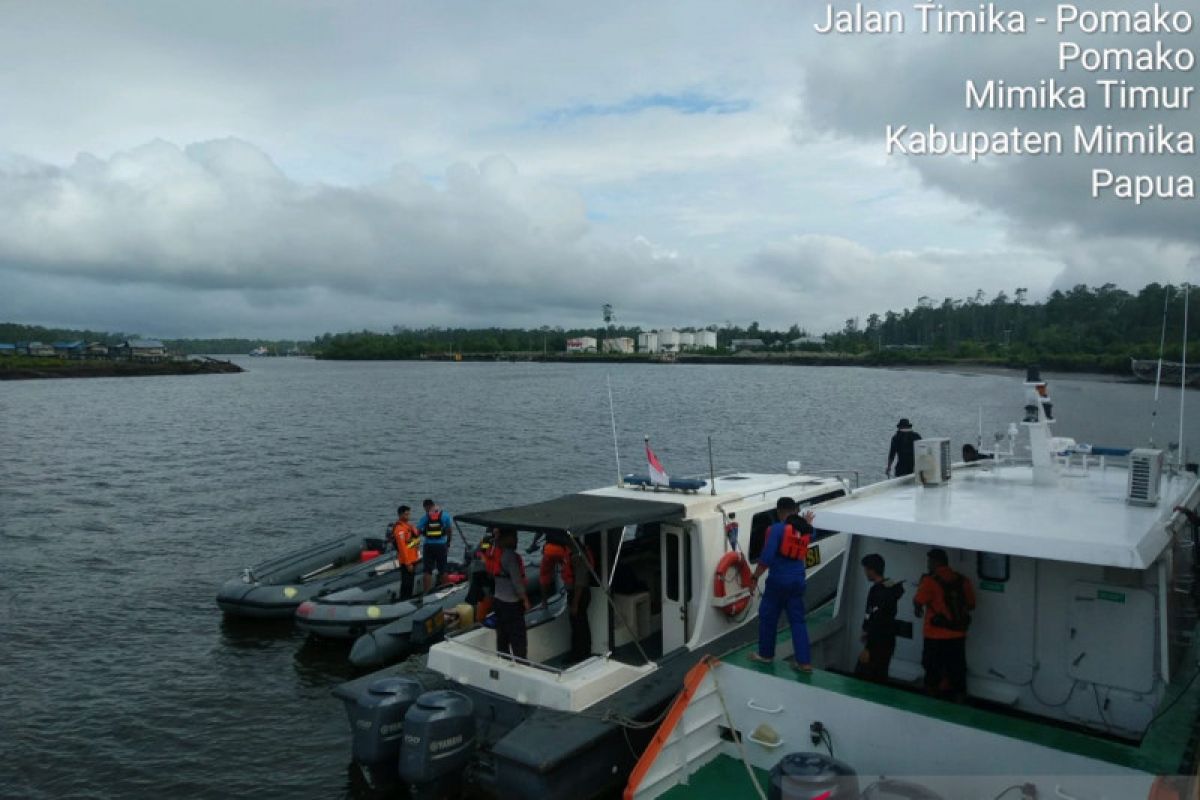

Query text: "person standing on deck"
[914, 548, 975, 702]
[855, 553, 904, 683]
[748, 497, 815, 673]
[390, 505, 422, 601]
[886, 418, 922, 477]
[418, 498, 454, 594]
[566, 538, 595, 663]
[489, 528, 530, 661]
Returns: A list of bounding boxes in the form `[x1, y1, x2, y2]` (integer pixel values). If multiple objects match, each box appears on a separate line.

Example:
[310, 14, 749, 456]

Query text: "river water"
[2, 359, 1196, 799]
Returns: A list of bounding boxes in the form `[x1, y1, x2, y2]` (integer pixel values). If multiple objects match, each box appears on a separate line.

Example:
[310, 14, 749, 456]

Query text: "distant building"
[24, 341, 55, 357]
[789, 336, 824, 348]
[603, 337, 634, 354]
[638, 332, 659, 354]
[0, 343, 16, 355]
[84, 342, 110, 359]
[53, 341, 84, 359]
[566, 336, 597, 353]
[116, 339, 168, 362]
[658, 329, 681, 352]
[694, 330, 718, 350]
[730, 338, 765, 350]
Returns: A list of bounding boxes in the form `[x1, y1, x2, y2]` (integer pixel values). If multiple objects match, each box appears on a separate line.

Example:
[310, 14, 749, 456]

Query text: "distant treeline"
[0, 324, 305, 355]
[315, 282, 1198, 374]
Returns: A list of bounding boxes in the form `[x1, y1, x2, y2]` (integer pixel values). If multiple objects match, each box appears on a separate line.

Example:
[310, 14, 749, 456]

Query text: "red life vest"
[778, 524, 810, 561]
[485, 545, 526, 583]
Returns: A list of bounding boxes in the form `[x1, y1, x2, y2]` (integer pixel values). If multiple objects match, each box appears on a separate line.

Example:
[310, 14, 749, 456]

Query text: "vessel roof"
[458, 473, 844, 536]
[814, 463, 1198, 569]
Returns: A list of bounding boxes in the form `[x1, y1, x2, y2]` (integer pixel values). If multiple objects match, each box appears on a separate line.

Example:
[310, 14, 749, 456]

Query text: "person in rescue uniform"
[749, 497, 815, 672]
[535, 529, 573, 602]
[855, 553, 904, 683]
[489, 527, 530, 660]
[913, 548, 976, 702]
[418, 498, 454, 594]
[390, 504, 422, 601]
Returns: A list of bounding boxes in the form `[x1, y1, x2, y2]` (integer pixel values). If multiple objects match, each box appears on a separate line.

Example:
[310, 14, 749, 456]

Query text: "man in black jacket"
[886, 418, 922, 477]
[856, 553, 904, 682]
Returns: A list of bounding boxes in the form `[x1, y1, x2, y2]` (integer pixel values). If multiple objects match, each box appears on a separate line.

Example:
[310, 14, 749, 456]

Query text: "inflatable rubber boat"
[347, 549, 548, 669]
[294, 562, 464, 641]
[216, 533, 398, 619]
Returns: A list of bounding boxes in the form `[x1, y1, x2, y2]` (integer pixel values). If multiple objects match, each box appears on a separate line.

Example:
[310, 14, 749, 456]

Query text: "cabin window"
[748, 511, 775, 562]
[977, 552, 1010, 582]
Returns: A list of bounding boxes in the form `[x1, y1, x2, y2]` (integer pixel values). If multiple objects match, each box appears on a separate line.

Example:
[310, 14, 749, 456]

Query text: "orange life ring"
[713, 551, 753, 617]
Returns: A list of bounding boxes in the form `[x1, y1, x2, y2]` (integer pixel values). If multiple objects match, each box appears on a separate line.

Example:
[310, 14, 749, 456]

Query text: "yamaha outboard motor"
[332, 676, 423, 767]
[768, 752, 858, 800]
[398, 690, 476, 800]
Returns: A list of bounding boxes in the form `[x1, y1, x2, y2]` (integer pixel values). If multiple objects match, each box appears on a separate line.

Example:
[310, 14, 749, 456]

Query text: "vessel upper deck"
[814, 462, 1198, 569]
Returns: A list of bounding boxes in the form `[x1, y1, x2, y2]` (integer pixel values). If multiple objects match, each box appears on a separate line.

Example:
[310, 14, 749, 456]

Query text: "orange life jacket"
[485, 545, 526, 584]
[778, 524, 810, 561]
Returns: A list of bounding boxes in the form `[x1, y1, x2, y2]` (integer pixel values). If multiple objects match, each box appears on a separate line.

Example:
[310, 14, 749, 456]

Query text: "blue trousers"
[757, 576, 810, 663]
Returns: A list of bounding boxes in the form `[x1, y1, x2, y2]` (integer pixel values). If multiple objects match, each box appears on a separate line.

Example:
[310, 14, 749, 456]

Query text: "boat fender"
[713, 552, 753, 617]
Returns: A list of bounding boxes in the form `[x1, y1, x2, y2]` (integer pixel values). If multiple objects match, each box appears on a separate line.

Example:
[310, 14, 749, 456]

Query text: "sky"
[0, 0, 1196, 339]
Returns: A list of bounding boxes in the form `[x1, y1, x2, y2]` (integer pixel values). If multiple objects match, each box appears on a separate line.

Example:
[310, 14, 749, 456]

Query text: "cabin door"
[660, 525, 691, 652]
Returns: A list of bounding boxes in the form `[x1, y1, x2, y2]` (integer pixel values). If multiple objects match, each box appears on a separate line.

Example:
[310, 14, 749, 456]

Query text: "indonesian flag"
[645, 437, 669, 486]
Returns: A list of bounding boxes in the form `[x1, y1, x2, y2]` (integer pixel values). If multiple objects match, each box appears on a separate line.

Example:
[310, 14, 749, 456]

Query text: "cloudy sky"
[0, 0, 1195, 338]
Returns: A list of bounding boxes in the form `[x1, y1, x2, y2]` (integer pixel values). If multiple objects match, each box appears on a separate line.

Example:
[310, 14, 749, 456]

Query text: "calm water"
[2, 359, 1196, 799]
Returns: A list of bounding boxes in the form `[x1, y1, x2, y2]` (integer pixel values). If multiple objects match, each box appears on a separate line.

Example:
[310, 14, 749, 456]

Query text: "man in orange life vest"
[390, 504, 422, 601]
[749, 497, 815, 672]
[913, 548, 976, 701]
[488, 527, 530, 660]
[418, 498, 454, 594]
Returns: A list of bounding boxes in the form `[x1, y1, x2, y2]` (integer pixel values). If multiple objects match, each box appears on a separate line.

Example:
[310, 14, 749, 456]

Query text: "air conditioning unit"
[915, 438, 952, 485]
[1127, 448, 1164, 506]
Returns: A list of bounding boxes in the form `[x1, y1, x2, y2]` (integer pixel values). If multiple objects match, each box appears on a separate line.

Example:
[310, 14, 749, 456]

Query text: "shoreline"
[321, 352, 1153, 385]
[0, 357, 244, 381]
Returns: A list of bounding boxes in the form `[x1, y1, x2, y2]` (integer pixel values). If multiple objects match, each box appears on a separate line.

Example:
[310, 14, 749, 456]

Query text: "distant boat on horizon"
[1130, 357, 1199, 386]
[249, 346, 269, 357]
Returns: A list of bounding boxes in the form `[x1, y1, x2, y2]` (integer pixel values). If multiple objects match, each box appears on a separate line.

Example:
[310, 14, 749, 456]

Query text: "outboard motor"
[332, 676, 423, 767]
[768, 752, 858, 800]
[399, 690, 476, 800]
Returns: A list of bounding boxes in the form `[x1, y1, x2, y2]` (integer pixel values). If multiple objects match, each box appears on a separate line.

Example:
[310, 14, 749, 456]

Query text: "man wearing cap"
[914, 548, 976, 701]
[886, 418, 922, 477]
[748, 496, 815, 672]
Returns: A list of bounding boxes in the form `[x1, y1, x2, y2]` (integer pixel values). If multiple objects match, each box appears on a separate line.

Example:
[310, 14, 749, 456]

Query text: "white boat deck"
[814, 462, 1197, 569]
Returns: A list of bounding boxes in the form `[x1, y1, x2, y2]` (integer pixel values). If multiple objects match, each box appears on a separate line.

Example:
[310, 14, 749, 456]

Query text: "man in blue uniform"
[418, 498, 454, 594]
[749, 496, 815, 672]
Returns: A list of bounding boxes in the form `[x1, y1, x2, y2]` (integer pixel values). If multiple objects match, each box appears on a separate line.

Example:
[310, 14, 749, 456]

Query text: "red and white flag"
[645, 438, 669, 486]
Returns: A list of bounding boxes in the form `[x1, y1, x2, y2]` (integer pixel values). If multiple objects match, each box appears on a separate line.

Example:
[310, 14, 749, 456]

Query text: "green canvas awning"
[458, 493, 685, 537]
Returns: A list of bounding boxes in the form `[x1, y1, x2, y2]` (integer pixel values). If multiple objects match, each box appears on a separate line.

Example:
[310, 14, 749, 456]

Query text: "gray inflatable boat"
[294, 563, 464, 640]
[348, 550, 550, 669]
[216, 533, 398, 619]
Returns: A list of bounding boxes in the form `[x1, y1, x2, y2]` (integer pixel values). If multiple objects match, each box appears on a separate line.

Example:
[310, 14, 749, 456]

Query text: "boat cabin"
[811, 456, 1198, 741]
[424, 473, 850, 713]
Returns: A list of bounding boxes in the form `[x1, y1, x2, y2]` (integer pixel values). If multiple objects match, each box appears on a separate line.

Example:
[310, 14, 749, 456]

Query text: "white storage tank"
[659, 329, 681, 352]
[638, 332, 659, 353]
[696, 330, 717, 350]
[678, 332, 695, 350]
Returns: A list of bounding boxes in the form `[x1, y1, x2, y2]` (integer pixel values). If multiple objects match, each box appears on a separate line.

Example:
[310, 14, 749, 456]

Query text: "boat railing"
[805, 469, 861, 489]
[442, 625, 569, 676]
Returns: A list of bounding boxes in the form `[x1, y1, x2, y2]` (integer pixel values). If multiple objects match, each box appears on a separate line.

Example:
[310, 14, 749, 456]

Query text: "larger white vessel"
[625, 370, 1200, 800]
